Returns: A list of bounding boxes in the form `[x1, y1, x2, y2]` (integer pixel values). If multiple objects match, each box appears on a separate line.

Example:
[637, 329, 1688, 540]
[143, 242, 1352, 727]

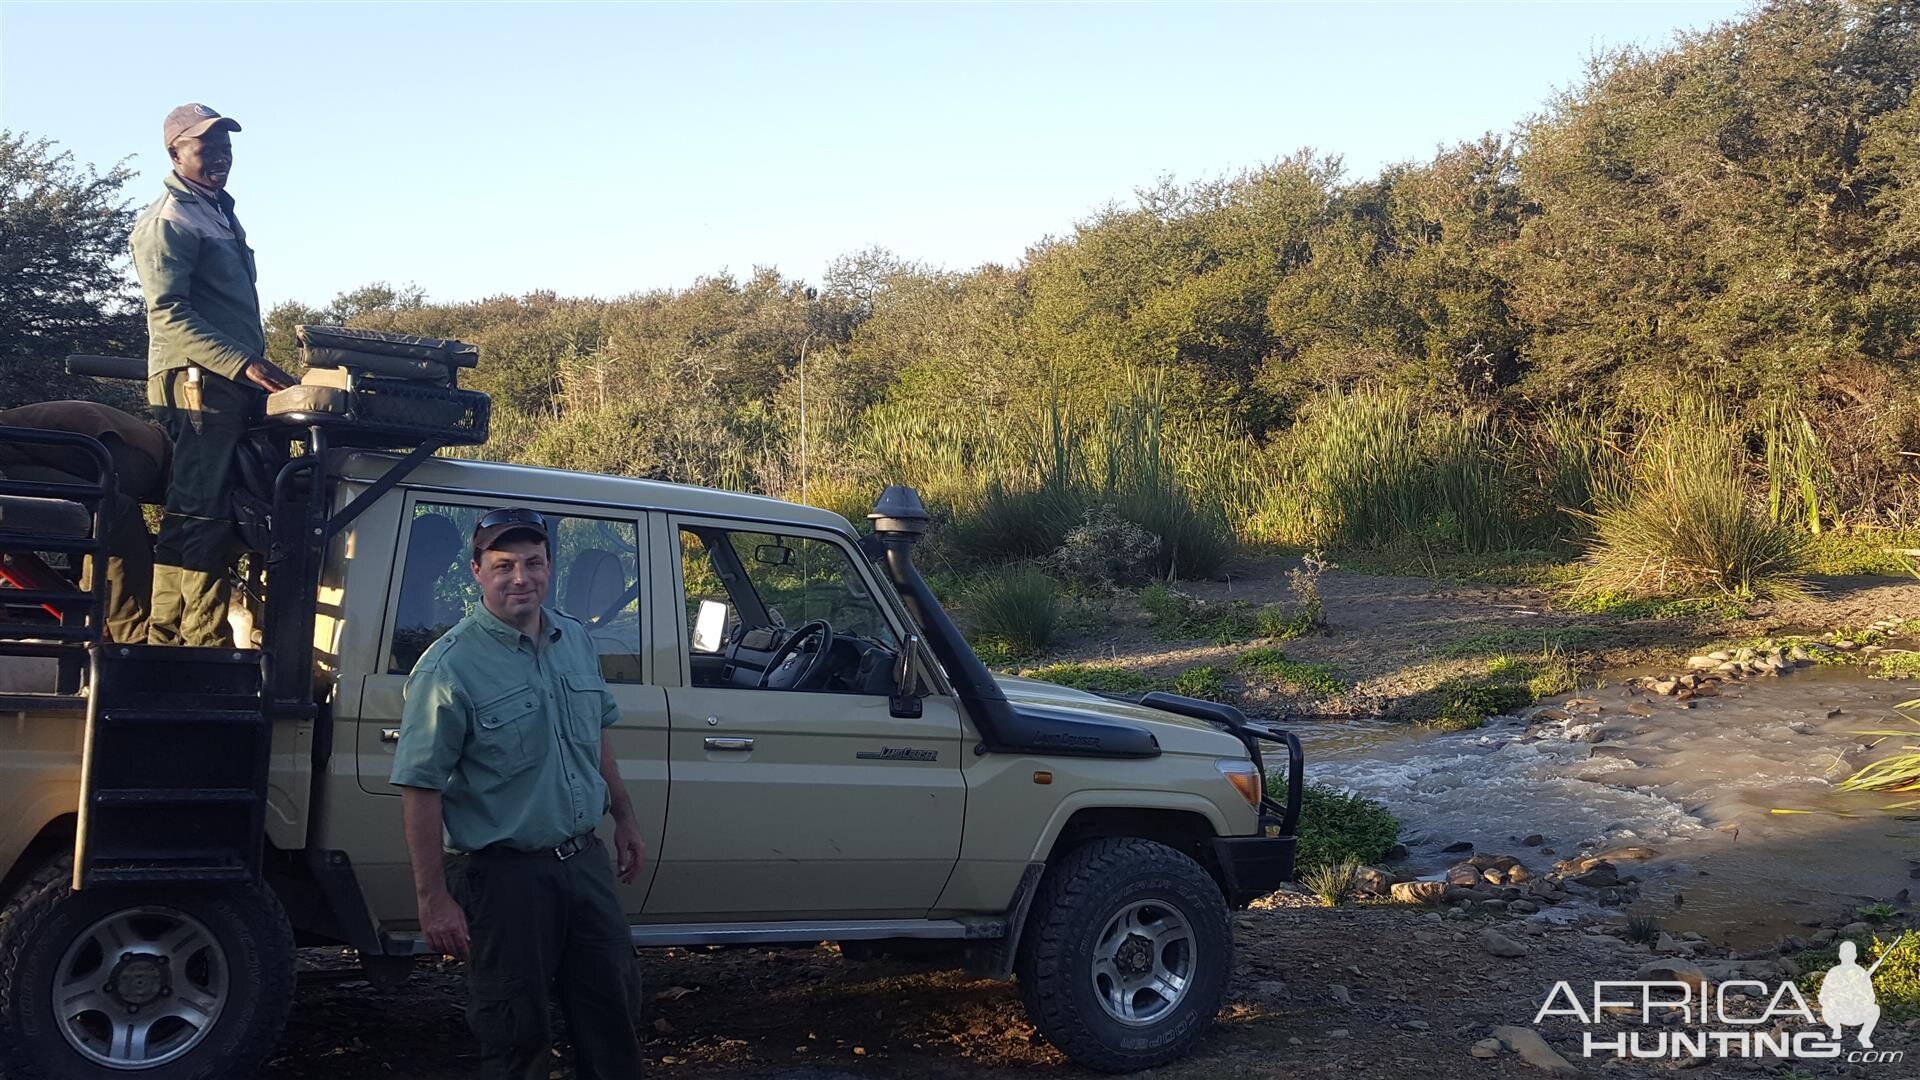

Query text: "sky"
[1, 1, 1751, 311]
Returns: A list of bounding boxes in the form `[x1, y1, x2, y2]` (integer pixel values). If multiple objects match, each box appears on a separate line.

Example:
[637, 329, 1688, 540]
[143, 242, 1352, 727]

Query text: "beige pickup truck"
[0, 341, 1302, 1079]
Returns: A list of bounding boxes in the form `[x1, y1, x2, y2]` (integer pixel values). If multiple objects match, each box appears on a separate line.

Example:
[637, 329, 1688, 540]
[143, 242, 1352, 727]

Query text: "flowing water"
[1289, 667, 1920, 947]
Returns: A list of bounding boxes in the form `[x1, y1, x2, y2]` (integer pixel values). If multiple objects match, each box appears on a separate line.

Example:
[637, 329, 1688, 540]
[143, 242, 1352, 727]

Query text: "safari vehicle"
[0, 336, 1302, 1079]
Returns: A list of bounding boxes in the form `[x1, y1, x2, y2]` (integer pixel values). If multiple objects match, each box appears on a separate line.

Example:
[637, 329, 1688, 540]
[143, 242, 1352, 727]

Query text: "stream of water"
[1290, 667, 1920, 946]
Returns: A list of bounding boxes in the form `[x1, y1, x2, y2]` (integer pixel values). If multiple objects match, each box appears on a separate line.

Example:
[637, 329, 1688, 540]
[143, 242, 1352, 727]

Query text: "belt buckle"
[554, 840, 576, 862]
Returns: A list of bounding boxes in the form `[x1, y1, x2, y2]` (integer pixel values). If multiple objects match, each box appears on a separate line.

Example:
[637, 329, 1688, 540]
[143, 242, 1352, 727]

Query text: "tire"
[1015, 837, 1232, 1073]
[0, 859, 295, 1080]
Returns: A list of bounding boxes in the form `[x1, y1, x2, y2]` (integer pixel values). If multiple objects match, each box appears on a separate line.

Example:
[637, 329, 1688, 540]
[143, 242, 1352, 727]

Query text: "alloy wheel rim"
[1089, 898, 1195, 1026]
[53, 906, 227, 1069]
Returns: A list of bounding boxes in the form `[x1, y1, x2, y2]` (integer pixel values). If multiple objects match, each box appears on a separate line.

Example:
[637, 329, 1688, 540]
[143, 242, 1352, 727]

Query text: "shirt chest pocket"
[562, 672, 612, 745]
[473, 686, 541, 776]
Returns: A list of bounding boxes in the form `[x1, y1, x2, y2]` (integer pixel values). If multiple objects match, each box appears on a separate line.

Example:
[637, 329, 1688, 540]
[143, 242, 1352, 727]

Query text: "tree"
[0, 132, 143, 408]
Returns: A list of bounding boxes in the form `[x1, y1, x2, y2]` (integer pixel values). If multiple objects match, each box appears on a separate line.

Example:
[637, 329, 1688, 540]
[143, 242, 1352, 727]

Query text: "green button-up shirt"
[390, 605, 620, 852]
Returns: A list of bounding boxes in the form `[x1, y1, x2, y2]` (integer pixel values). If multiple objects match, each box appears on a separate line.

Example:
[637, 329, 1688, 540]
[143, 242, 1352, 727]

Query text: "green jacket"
[130, 173, 265, 382]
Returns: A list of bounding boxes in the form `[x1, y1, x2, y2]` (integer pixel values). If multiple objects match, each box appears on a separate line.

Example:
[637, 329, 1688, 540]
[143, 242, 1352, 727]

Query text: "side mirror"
[691, 599, 729, 653]
[890, 634, 924, 719]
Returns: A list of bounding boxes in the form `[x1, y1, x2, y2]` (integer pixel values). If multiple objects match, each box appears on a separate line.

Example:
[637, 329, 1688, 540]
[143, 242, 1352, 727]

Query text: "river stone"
[1471, 1038, 1502, 1058]
[1468, 853, 1522, 871]
[1650, 678, 1679, 695]
[1509, 899, 1541, 915]
[1442, 840, 1474, 853]
[1481, 929, 1530, 958]
[1492, 1026, 1578, 1075]
[1811, 928, 1837, 946]
[1686, 655, 1718, 670]
[1507, 865, 1533, 884]
[1708, 650, 1731, 661]
[1446, 864, 1483, 887]
[1329, 983, 1353, 1006]
[1522, 834, 1545, 846]
[1353, 866, 1395, 896]
[1569, 862, 1622, 888]
[1392, 881, 1446, 905]
[1842, 921, 1873, 937]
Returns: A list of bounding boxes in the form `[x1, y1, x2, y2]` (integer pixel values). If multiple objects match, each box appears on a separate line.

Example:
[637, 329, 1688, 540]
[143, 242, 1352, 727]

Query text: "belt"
[473, 833, 597, 861]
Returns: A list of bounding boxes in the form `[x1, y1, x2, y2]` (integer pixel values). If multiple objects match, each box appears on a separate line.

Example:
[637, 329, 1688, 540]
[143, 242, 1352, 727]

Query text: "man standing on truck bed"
[391, 507, 647, 1079]
[130, 102, 295, 647]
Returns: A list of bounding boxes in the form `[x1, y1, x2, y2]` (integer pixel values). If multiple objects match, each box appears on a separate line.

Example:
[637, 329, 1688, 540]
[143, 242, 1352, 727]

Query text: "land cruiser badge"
[856, 746, 939, 762]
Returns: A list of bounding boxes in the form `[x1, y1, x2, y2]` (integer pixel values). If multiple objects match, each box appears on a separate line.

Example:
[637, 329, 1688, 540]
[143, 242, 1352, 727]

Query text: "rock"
[1790, 646, 1811, 662]
[1254, 980, 1289, 1001]
[1446, 864, 1484, 887]
[1628, 702, 1656, 717]
[1445, 884, 1501, 903]
[1482, 868, 1507, 885]
[1686, 655, 1718, 670]
[1842, 921, 1873, 937]
[1566, 723, 1606, 743]
[1650, 678, 1679, 695]
[1787, 721, 1815, 735]
[1708, 650, 1731, 661]
[1657, 932, 1681, 953]
[1442, 840, 1474, 853]
[1510, 899, 1541, 915]
[1492, 1026, 1579, 1076]
[1811, 928, 1837, 946]
[1352, 866, 1395, 897]
[1383, 843, 1410, 861]
[1471, 1038, 1502, 1058]
[1392, 881, 1447, 905]
[1634, 959, 1711, 987]
[1468, 853, 1522, 871]
[1507, 865, 1534, 884]
[1569, 862, 1622, 888]
[1329, 983, 1353, 1006]
[1327, 1028, 1351, 1039]
[1481, 929, 1531, 958]
[1403, 1019, 1431, 1031]
[1522, 834, 1545, 846]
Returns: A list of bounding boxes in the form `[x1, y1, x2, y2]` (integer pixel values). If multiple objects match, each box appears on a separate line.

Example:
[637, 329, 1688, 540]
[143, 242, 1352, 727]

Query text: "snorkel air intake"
[866, 486, 1157, 758]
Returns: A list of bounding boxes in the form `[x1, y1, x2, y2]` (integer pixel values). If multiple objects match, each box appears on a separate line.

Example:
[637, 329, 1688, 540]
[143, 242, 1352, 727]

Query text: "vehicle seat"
[564, 548, 639, 681]
[0, 493, 89, 539]
[389, 513, 464, 671]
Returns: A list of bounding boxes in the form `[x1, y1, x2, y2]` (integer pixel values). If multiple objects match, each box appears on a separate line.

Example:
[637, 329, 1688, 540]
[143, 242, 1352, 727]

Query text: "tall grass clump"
[1528, 404, 1630, 543]
[962, 567, 1061, 656]
[1578, 403, 1808, 599]
[1299, 387, 1424, 549]
[1762, 397, 1828, 535]
[1092, 373, 1236, 578]
[1423, 409, 1516, 551]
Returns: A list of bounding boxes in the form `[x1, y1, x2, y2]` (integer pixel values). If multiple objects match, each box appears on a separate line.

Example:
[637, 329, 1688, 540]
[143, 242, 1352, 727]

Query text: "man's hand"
[241, 358, 296, 392]
[418, 888, 470, 958]
[613, 822, 645, 884]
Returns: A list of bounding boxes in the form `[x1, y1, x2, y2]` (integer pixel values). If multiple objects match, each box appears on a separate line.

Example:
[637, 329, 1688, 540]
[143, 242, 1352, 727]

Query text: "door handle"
[704, 737, 753, 752]
[380, 728, 400, 744]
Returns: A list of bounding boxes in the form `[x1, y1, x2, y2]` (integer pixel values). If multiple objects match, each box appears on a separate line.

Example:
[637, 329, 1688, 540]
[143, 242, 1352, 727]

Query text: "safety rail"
[0, 425, 115, 698]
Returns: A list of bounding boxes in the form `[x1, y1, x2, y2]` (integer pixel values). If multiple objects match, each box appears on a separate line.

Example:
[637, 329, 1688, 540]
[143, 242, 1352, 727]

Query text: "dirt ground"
[265, 562, 1920, 1079]
[272, 896, 1918, 1079]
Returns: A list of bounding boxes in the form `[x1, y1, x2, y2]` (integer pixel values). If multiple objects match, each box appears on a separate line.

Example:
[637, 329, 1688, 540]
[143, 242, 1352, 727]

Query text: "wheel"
[0, 859, 296, 1080]
[1015, 837, 1232, 1073]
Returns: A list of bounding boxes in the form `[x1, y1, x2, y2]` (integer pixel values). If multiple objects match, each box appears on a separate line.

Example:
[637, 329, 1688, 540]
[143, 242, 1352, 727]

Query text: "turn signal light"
[1215, 759, 1262, 807]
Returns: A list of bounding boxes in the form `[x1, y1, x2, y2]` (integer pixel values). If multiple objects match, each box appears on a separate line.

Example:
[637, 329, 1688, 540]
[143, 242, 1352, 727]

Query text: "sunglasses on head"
[477, 507, 548, 532]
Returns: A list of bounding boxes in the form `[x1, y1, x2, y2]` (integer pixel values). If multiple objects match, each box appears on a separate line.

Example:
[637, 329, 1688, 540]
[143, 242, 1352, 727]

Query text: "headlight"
[1215, 758, 1262, 808]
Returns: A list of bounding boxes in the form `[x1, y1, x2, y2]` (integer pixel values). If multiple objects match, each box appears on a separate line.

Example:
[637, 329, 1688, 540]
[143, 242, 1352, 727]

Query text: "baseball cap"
[471, 507, 550, 555]
[164, 103, 241, 148]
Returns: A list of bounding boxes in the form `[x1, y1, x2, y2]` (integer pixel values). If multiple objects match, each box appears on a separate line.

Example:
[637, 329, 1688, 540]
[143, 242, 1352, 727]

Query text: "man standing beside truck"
[391, 507, 647, 1079]
[130, 103, 294, 647]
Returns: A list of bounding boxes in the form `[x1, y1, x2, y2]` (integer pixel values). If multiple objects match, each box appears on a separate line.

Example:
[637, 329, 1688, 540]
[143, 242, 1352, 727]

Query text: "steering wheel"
[757, 619, 835, 690]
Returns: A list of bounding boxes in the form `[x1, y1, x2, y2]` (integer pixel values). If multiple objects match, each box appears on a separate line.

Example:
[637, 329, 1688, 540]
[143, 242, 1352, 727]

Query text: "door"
[644, 519, 965, 921]
[351, 495, 669, 921]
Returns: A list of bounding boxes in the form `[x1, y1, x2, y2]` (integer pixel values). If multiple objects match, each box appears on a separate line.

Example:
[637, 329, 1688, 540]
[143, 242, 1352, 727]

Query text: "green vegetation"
[1837, 709, 1920, 809]
[1559, 591, 1751, 621]
[1236, 646, 1347, 696]
[1874, 652, 1920, 679]
[960, 566, 1060, 656]
[1301, 859, 1361, 907]
[1019, 663, 1163, 696]
[1577, 406, 1808, 601]
[1794, 933, 1920, 1021]
[1413, 652, 1575, 732]
[1285, 783, 1400, 873]
[1168, 665, 1229, 702]
[10, 5, 1920, 595]
[1433, 625, 1613, 660]
[1804, 531, 1920, 578]
[1625, 912, 1664, 945]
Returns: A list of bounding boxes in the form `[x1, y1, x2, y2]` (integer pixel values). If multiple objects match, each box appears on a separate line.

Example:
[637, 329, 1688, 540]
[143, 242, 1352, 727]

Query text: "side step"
[74, 645, 272, 889]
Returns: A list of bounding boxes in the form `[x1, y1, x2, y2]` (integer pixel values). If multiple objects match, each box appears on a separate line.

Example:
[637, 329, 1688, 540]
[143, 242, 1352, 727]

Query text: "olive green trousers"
[147, 369, 259, 648]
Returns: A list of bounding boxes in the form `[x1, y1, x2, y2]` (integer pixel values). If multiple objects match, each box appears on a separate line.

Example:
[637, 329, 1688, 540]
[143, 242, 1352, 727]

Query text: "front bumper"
[1211, 828, 1298, 906]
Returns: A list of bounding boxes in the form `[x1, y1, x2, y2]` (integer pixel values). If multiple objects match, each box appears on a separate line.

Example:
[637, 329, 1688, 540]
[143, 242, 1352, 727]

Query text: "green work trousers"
[448, 837, 644, 1079]
[0, 463, 152, 644]
[147, 368, 259, 647]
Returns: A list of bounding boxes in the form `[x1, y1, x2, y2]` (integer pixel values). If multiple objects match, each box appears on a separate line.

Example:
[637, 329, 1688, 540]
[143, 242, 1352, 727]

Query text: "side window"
[678, 523, 900, 694]
[388, 502, 646, 682]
